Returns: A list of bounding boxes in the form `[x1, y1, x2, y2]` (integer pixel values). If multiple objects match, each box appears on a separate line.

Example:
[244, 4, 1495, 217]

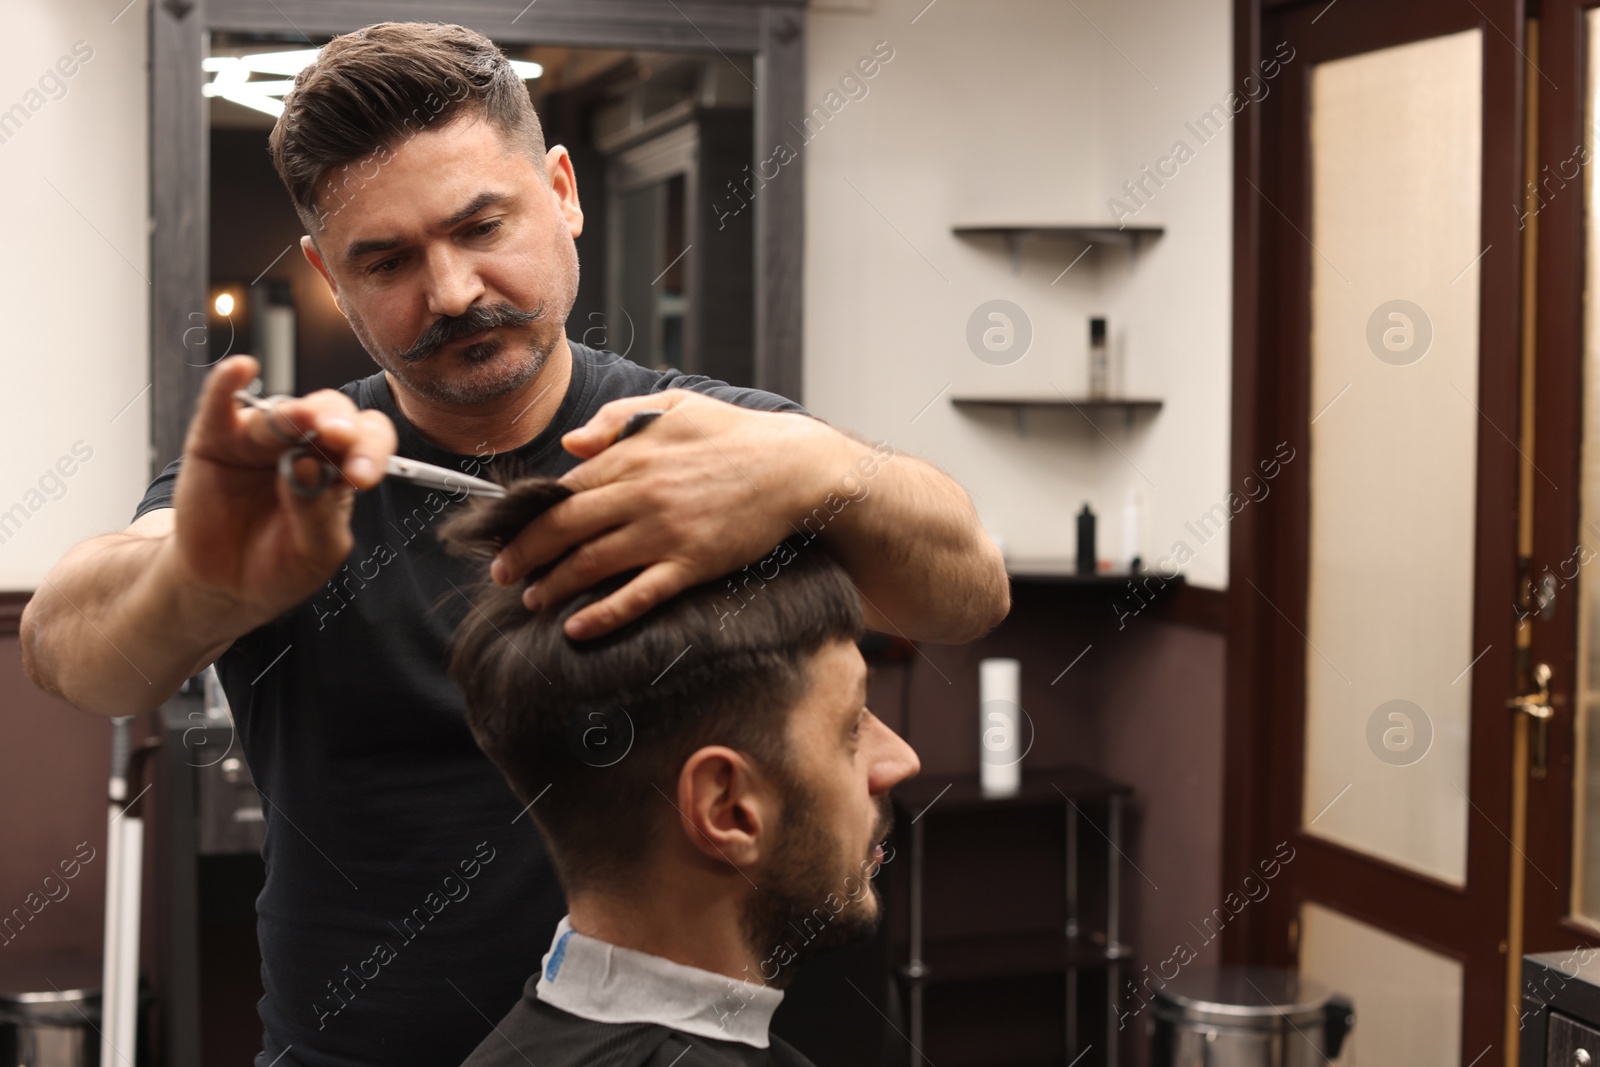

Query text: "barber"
[20, 22, 1007, 1067]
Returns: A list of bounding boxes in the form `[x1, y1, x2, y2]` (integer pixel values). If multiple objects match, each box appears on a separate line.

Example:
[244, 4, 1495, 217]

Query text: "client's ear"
[675, 747, 780, 869]
[435, 475, 573, 563]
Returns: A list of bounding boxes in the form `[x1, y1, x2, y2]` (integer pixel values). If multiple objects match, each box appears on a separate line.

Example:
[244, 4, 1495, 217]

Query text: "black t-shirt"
[459, 980, 815, 1067]
[132, 342, 806, 1067]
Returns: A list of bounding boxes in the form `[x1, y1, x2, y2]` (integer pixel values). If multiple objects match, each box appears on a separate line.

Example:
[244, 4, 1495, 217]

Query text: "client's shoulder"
[643, 1032, 818, 1066]
[766, 1032, 819, 1066]
[459, 992, 672, 1067]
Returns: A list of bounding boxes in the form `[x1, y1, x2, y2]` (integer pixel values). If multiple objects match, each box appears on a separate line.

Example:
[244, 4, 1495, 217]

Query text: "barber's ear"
[676, 746, 777, 869]
[545, 145, 584, 237]
[301, 236, 348, 320]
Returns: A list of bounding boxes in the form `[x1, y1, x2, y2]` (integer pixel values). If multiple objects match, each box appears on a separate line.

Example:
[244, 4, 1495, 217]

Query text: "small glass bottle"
[1076, 503, 1097, 576]
[1088, 317, 1110, 399]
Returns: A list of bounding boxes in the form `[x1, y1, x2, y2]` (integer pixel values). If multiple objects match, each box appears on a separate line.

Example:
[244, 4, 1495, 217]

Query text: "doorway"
[1227, 0, 1527, 1063]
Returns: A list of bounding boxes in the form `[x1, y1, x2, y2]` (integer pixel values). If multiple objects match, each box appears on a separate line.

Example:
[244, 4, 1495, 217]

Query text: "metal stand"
[906, 815, 926, 1060]
[897, 772, 1134, 1066]
[1066, 804, 1078, 1057]
[1103, 794, 1128, 1067]
[101, 717, 159, 1067]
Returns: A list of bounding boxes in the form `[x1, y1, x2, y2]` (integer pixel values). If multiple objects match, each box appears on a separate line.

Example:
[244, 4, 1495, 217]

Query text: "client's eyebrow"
[843, 675, 869, 736]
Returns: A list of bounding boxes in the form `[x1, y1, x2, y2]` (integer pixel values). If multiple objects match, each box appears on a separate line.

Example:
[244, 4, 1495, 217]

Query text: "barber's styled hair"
[268, 21, 547, 234]
[437, 477, 863, 893]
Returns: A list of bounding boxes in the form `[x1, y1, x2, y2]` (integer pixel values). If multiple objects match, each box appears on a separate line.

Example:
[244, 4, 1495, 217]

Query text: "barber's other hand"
[164, 356, 397, 629]
[490, 390, 840, 640]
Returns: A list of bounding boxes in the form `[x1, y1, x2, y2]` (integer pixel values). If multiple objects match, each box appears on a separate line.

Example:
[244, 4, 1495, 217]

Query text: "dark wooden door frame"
[1224, 0, 1526, 1059]
[1525, 0, 1600, 957]
[149, 0, 807, 472]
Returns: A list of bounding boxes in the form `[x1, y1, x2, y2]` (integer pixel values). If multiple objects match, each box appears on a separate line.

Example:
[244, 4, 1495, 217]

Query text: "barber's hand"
[165, 356, 397, 629]
[489, 390, 842, 640]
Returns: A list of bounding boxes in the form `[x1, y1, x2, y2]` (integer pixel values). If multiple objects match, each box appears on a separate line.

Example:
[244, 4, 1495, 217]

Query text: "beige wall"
[0, 0, 149, 590]
[803, 0, 1234, 587]
[800, 13, 1233, 1060]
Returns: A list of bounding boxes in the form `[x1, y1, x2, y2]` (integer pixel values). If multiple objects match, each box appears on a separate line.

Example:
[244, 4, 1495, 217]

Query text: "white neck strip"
[535, 915, 783, 1049]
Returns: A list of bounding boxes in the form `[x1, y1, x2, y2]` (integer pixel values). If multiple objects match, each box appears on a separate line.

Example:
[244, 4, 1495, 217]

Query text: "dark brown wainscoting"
[0, 590, 30, 636]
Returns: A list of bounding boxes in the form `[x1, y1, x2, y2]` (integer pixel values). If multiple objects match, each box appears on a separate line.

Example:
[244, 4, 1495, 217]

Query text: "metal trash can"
[0, 953, 102, 1067]
[1150, 966, 1354, 1066]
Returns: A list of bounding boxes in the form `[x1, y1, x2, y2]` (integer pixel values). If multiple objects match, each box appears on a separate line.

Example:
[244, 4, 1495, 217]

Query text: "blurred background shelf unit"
[949, 222, 1167, 434]
[594, 54, 757, 387]
[890, 769, 1135, 1067]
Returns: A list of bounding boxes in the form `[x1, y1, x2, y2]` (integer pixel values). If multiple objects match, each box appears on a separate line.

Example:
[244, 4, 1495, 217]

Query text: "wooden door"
[1226, 0, 1528, 1062]
[1522, 0, 1600, 1029]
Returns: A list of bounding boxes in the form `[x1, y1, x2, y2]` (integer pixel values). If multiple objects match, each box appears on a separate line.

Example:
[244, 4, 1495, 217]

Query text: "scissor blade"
[385, 456, 506, 498]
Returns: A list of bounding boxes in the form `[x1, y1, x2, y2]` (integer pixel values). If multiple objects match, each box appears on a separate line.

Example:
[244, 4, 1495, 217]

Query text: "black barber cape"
[131, 342, 805, 1067]
[461, 981, 816, 1067]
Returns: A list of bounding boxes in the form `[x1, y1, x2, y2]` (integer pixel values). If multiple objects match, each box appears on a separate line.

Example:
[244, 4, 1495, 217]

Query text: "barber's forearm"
[808, 428, 1010, 643]
[21, 533, 241, 717]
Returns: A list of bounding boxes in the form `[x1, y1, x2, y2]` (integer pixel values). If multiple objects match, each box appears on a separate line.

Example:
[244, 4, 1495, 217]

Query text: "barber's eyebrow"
[343, 236, 404, 265]
[441, 190, 512, 228]
[342, 190, 513, 265]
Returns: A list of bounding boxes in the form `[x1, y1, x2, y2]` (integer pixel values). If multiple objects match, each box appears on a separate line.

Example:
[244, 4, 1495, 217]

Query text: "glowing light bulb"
[214, 292, 235, 317]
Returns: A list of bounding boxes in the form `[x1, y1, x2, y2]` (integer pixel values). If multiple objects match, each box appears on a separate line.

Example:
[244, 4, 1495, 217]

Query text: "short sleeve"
[651, 374, 810, 418]
[132, 457, 182, 523]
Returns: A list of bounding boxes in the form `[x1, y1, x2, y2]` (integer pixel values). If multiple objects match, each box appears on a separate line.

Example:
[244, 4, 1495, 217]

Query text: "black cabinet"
[1521, 952, 1600, 1066]
[1550, 1012, 1600, 1066]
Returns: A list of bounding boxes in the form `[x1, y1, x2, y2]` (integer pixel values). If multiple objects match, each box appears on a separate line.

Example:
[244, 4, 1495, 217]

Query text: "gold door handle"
[1508, 662, 1554, 777]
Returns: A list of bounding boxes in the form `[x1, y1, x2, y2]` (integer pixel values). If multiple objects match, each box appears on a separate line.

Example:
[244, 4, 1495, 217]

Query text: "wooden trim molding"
[150, 0, 208, 472]
[1156, 583, 1227, 634]
[205, 0, 797, 50]
[1222, 0, 1271, 969]
[0, 591, 32, 637]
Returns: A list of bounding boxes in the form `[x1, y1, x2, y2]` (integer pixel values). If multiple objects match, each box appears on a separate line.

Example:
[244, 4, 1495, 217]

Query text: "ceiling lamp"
[202, 50, 543, 118]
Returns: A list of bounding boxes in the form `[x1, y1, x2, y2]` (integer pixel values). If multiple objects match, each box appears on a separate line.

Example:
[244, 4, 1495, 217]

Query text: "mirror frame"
[149, 0, 808, 470]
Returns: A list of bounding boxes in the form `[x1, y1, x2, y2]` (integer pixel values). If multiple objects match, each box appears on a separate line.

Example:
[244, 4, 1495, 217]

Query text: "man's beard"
[740, 778, 895, 990]
[352, 235, 582, 408]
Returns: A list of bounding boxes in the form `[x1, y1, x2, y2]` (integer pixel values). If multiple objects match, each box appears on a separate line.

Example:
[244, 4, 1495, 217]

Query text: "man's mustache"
[397, 301, 544, 364]
[869, 796, 894, 858]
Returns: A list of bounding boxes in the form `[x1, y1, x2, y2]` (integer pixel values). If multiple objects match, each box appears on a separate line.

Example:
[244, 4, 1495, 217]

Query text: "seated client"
[438, 477, 921, 1067]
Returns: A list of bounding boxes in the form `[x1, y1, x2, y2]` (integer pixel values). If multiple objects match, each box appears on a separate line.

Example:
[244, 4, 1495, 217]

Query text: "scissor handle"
[617, 409, 665, 443]
[278, 446, 339, 499]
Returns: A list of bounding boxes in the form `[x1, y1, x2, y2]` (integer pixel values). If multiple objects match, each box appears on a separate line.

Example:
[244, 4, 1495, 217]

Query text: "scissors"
[233, 389, 664, 500]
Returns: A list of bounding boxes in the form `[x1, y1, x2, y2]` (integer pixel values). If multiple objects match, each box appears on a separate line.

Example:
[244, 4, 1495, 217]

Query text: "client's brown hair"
[437, 477, 863, 892]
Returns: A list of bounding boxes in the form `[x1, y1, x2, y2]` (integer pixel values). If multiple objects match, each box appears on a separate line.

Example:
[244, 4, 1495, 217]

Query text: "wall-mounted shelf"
[952, 395, 1163, 412]
[1002, 563, 1182, 585]
[952, 394, 1163, 433]
[953, 222, 1165, 271]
